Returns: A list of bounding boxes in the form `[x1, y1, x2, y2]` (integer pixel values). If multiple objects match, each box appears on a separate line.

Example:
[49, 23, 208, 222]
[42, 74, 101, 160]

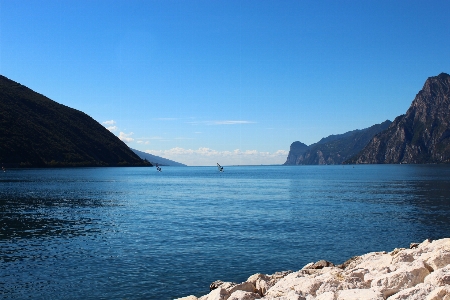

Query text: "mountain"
[347, 73, 450, 164]
[0, 75, 150, 167]
[284, 141, 309, 165]
[131, 149, 186, 166]
[284, 120, 392, 165]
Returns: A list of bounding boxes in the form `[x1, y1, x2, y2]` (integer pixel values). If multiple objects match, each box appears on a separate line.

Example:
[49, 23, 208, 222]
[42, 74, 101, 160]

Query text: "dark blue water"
[1, 165, 450, 299]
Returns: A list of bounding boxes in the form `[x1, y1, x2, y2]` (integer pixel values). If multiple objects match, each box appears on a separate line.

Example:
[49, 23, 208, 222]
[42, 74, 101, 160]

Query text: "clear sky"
[1, 1, 449, 166]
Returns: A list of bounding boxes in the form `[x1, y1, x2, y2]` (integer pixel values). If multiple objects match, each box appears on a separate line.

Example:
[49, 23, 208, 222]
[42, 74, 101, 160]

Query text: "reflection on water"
[1, 166, 450, 300]
[0, 193, 117, 240]
[0, 195, 118, 267]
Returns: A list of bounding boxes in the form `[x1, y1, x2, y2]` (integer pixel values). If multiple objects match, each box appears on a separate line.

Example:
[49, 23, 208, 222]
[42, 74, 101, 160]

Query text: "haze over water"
[1, 165, 450, 299]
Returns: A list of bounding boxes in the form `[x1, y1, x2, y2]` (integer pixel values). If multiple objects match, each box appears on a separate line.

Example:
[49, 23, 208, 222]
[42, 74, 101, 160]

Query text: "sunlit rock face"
[349, 73, 450, 164]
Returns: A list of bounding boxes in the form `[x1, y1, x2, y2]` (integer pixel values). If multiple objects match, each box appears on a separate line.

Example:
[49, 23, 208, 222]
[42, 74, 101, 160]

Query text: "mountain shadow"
[0, 75, 150, 167]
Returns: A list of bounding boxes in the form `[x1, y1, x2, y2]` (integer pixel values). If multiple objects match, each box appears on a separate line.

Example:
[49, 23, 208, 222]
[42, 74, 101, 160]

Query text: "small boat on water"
[217, 163, 223, 172]
[156, 164, 162, 172]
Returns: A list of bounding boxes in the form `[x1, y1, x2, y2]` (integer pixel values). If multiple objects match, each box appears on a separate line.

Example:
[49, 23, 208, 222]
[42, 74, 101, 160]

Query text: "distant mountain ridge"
[131, 149, 186, 166]
[284, 121, 392, 165]
[347, 73, 450, 164]
[0, 75, 149, 167]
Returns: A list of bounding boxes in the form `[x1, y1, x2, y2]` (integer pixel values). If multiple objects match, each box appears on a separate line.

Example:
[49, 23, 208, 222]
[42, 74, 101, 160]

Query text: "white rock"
[387, 283, 435, 300]
[416, 238, 450, 270]
[255, 279, 271, 296]
[425, 285, 450, 300]
[336, 288, 384, 300]
[185, 238, 450, 300]
[247, 274, 268, 286]
[424, 264, 450, 286]
[264, 272, 321, 298]
[227, 290, 261, 300]
[345, 268, 369, 282]
[348, 251, 392, 273]
[363, 267, 392, 285]
[314, 268, 365, 295]
[391, 249, 415, 264]
[199, 287, 228, 300]
[315, 291, 335, 300]
[226, 282, 256, 295]
[247, 274, 270, 296]
[263, 290, 309, 300]
[175, 296, 198, 300]
[370, 259, 430, 298]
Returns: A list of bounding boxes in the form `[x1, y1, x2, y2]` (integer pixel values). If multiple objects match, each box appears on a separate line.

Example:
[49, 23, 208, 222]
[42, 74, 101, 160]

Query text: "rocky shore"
[176, 238, 450, 300]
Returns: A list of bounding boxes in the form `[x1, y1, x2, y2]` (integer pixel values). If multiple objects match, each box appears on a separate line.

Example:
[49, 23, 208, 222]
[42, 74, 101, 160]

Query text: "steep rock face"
[284, 141, 309, 165]
[348, 73, 450, 164]
[0, 75, 149, 167]
[283, 121, 391, 165]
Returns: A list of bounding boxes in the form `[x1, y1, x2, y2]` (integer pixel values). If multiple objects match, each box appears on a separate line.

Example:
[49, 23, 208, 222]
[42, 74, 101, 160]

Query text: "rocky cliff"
[347, 73, 450, 164]
[284, 121, 391, 165]
[284, 141, 309, 165]
[0, 75, 150, 167]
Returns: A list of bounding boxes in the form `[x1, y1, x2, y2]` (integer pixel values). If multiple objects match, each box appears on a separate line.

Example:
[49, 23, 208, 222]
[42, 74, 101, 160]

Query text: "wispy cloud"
[102, 120, 116, 125]
[119, 132, 134, 143]
[106, 126, 118, 132]
[102, 120, 118, 132]
[145, 147, 288, 166]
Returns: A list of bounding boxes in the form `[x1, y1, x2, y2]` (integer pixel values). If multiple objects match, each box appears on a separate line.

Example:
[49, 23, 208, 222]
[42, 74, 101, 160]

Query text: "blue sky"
[1, 1, 449, 166]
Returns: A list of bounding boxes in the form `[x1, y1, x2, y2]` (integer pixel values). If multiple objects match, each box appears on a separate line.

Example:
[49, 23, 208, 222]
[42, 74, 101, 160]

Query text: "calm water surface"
[1, 165, 450, 299]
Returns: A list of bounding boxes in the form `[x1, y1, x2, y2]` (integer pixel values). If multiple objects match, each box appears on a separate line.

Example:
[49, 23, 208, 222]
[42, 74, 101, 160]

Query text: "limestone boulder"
[210, 280, 225, 291]
[247, 274, 270, 296]
[386, 283, 435, 300]
[226, 282, 256, 295]
[247, 271, 291, 297]
[181, 238, 450, 300]
[227, 290, 261, 300]
[408, 238, 450, 271]
[314, 267, 367, 295]
[391, 249, 415, 264]
[199, 287, 228, 300]
[336, 288, 384, 300]
[315, 291, 335, 300]
[304, 260, 335, 270]
[199, 282, 255, 300]
[370, 260, 430, 298]
[346, 251, 392, 273]
[424, 264, 450, 286]
[264, 272, 321, 298]
[426, 286, 450, 300]
[175, 296, 198, 300]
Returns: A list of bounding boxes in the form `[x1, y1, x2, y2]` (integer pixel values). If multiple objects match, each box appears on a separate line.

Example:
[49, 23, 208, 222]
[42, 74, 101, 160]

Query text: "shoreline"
[176, 238, 450, 300]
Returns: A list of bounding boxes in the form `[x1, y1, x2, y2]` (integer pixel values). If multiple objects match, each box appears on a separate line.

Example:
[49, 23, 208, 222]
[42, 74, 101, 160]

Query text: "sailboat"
[217, 163, 223, 172]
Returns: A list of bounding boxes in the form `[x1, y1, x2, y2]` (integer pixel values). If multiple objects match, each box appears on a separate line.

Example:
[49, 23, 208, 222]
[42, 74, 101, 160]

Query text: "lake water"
[1, 165, 450, 299]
